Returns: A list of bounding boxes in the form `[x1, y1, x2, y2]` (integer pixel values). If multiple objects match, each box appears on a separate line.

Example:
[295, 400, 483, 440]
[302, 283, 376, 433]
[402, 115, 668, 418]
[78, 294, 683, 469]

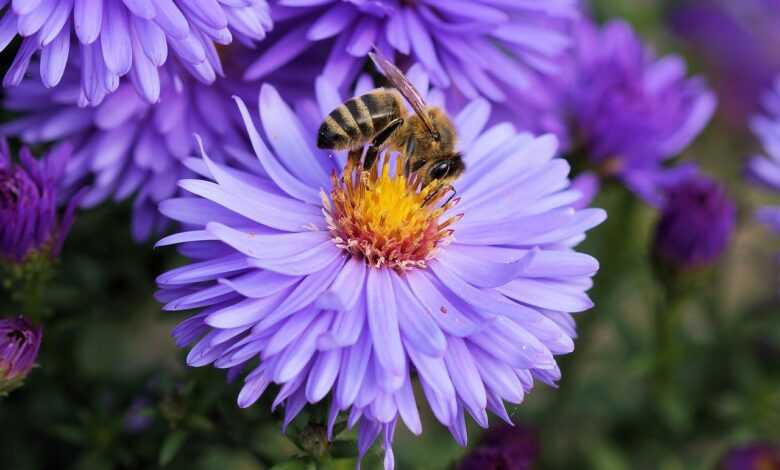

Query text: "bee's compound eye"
[429, 160, 452, 181]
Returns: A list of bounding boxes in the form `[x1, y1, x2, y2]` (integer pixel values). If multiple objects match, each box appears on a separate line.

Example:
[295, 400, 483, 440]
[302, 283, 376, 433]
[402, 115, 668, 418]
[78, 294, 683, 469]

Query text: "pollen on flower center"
[323, 157, 462, 271]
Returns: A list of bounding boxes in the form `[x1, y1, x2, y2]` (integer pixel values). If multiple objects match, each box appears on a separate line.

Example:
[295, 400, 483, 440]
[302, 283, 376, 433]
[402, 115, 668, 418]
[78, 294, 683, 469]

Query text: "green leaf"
[187, 414, 214, 432]
[50, 424, 86, 445]
[329, 440, 358, 459]
[158, 430, 189, 466]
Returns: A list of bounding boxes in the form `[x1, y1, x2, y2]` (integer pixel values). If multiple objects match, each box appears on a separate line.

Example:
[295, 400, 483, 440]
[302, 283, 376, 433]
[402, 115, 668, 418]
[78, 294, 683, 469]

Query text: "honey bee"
[316, 48, 465, 193]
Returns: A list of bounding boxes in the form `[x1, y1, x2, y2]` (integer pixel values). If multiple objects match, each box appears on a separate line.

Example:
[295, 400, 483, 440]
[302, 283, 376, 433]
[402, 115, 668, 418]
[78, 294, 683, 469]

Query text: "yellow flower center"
[323, 157, 461, 271]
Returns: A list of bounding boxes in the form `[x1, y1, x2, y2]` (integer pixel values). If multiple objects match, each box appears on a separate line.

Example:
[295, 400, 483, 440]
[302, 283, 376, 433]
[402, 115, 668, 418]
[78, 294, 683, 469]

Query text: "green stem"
[3, 253, 55, 321]
[654, 292, 680, 391]
[652, 284, 686, 432]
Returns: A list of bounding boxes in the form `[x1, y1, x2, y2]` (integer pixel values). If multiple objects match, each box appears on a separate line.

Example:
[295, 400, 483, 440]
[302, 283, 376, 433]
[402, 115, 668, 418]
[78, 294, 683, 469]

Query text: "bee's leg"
[364, 118, 404, 170]
[347, 147, 363, 169]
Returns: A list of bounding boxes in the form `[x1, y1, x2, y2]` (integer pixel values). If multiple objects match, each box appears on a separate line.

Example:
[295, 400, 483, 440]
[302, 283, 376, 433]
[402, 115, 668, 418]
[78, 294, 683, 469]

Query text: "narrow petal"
[305, 348, 341, 403]
[366, 269, 406, 378]
[74, 0, 103, 44]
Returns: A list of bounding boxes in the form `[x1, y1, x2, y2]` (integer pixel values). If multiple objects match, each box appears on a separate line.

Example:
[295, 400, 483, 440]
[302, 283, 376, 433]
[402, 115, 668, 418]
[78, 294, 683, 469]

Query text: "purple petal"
[394, 376, 422, 435]
[233, 95, 321, 204]
[305, 348, 341, 402]
[74, 0, 103, 44]
[407, 347, 457, 426]
[218, 270, 299, 299]
[259, 84, 330, 188]
[498, 278, 594, 313]
[244, 24, 309, 80]
[443, 337, 487, 427]
[40, 26, 71, 88]
[246, 240, 343, 276]
[156, 253, 250, 285]
[206, 222, 330, 259]
[307, 3, 357, 40]
[316, 256, 366, 311]
[151, 0, 189, 39]
[469, 345, 525, 404]
[366, 268, 406, 379]
[264, 308, 319, 357]
[391, 273, 446, 357]
[180, 179, 320, 231]
[404, 270, 480, 337]
[205, 288, 293, 329]
[101, 2, 133, 75]
[273, 311, 333, 383]
[335, 329, 372, 409]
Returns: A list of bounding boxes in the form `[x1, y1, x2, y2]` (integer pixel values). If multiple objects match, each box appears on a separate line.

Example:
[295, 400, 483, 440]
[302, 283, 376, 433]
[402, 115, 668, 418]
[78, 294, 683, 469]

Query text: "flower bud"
[0, 316, 42, 394]
[457, 424, 538, 470]
[719, 443, 780, 470]
[0, 141, 78, 264]
[652, 174, 736, 271]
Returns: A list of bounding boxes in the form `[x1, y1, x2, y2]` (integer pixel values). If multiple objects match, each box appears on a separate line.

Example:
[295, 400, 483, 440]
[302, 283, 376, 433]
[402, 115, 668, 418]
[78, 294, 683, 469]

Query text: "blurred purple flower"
[1, 54, 259, 241]
[747, 77, 780, 233]
[251, 0, 578, 132]
[671, 0, 780, 125]
[155, 73, 604, 468]
[652, 174, 736, 271]
[457, 424, 538, 470]
[0, 316, 42, 394]
[0, 0, 272, 106]
[0, 140, 79, 262]
[123, 397, 154, 433]
[558, 19, 716, 206]
[719, 442, 780, 470]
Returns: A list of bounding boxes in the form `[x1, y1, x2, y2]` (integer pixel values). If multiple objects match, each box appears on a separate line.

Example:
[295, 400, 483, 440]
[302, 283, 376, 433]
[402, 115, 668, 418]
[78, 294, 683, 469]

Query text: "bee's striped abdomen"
[317, 89, 404, 150]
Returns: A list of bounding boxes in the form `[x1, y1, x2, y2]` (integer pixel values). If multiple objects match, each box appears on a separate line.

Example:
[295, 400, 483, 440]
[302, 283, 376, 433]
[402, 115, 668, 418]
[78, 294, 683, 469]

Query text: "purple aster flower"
[1, 53, 259, 241]
[670, 0, 780, 125]
[0, 0, 272, 105]
[457, 424, 538, 470]
[155, 71, 604, 468]
[249, 0, 578, 133]
[557, 19, 716, 207]
[652, 173, 736, 271]
[0, 140, 80, 263]
[718, 443, 780, 470]
[0, 316, 42, 395]
[747, 77, 780, 233]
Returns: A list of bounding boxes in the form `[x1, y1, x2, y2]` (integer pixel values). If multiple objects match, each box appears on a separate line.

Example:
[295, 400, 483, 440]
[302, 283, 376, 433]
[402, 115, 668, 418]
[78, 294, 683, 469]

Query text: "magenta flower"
[0, 0, 272, 105]
[718, 442, 780, 470]
[249, 0, 578, 132]
[156, 72, 604, 467]
[747, 77, 780, 233]
[652, 174, 736, 270]
[457, 424, 538, 470]
[557, 19, 716, 206]
[0, 316, 42, 394]
[0, 140, 80, 263]
[671, 0, 780, 124]
[1, 54, 259, 241]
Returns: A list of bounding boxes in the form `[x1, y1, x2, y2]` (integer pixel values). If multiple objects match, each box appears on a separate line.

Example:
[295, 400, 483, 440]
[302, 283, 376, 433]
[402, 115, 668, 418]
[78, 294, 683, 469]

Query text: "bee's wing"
[369, 48, 438, 139]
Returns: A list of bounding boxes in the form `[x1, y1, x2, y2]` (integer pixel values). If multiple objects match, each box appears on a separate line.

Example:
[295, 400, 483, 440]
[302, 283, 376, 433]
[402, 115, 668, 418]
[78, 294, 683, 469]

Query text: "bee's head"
[423, 153, 465, 187]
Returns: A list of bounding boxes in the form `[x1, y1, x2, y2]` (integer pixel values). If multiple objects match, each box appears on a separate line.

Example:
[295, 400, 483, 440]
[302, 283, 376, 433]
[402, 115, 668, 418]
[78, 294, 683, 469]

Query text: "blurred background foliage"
[2, 0, 780, 469]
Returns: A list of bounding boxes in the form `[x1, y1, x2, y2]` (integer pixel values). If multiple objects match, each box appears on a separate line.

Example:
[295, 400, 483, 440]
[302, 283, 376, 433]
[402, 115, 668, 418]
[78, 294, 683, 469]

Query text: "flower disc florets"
[324, 158, 460, 271]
